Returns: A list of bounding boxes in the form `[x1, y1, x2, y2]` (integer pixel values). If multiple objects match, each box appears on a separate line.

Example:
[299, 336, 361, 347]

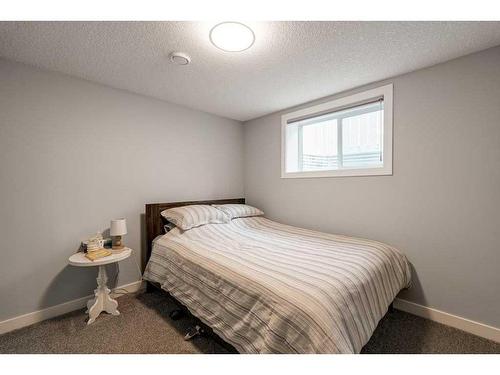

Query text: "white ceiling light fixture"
[209, 22, 255, 52]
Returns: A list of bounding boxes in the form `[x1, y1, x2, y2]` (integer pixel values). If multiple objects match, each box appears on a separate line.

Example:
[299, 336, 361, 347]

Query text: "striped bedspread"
[143, 217, 411, 353]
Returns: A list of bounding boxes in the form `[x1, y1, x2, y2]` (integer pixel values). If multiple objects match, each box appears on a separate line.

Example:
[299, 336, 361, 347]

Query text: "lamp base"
[112, 235, 124, 251]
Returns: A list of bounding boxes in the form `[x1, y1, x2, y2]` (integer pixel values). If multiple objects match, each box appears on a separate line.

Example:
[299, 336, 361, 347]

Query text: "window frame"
[281, 84, 393, 178]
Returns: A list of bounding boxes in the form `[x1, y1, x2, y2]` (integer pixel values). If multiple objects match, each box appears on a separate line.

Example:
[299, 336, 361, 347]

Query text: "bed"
[143, 198, 411, 354]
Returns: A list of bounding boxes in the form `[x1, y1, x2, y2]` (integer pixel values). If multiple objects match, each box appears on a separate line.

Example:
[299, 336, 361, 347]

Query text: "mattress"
[143, 216, 411, 353]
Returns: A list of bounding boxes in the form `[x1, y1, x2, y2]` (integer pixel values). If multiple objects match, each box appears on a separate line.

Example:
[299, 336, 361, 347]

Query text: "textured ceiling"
[1, 21, 500, 121]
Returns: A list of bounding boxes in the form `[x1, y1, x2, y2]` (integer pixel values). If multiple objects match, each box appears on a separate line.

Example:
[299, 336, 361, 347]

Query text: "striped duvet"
[143, 217, 411, 353]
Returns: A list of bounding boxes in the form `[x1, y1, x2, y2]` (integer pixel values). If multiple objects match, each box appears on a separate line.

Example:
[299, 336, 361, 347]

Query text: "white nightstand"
[69, 248, 132, 324]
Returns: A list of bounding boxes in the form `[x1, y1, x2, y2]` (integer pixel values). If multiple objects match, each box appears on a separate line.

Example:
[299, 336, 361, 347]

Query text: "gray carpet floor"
[1, 289, 499, 354]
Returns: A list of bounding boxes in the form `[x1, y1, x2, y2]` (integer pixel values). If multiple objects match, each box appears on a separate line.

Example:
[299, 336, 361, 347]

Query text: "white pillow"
[161, 205, 230, 231]
[212, 204, 264, 219]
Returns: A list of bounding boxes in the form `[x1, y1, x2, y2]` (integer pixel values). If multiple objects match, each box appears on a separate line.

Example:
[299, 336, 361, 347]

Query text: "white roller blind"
[285, 100, 383, 173]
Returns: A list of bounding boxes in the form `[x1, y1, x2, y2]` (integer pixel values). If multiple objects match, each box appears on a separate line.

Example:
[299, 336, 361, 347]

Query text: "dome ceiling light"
[209, 22, 255, 52]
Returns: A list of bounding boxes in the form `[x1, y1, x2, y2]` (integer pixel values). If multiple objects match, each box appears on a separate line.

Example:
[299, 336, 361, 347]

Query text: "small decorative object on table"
[84, 232, 111, 260]
[85, 232, 104, 252]
[110, 218, 127, 253]
[102, 237, 113, 249]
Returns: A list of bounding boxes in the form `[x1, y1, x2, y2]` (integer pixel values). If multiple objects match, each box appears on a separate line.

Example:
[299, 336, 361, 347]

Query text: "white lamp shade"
[110, 219, 127, 236]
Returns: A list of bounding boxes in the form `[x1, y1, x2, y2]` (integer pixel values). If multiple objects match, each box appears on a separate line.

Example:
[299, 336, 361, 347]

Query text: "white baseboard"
[0, 280, 144, 335]
[394, 298, 500, 343]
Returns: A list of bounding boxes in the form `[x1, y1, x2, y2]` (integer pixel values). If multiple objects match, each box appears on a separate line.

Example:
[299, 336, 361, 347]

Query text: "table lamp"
[110, 218, 127, 251]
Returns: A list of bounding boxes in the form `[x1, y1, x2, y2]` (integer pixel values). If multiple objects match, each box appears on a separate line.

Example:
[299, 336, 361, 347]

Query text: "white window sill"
[281, 165, 393, 178]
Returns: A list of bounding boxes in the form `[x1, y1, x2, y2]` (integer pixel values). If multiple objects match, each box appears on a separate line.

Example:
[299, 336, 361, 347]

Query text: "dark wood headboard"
[145, 198, 245, 263]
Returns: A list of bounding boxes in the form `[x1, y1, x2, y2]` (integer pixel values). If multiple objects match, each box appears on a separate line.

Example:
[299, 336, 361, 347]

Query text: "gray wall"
[243, 46, 500, 328]
[0, 59, 244, 321]
[2, 46, 499, 329]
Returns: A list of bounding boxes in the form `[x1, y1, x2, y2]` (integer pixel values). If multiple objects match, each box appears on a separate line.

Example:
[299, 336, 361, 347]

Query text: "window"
[281, 84, 393, 178]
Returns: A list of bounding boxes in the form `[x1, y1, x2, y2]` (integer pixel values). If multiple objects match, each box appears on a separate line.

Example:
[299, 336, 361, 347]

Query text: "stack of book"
[85, 248, 112, 261]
